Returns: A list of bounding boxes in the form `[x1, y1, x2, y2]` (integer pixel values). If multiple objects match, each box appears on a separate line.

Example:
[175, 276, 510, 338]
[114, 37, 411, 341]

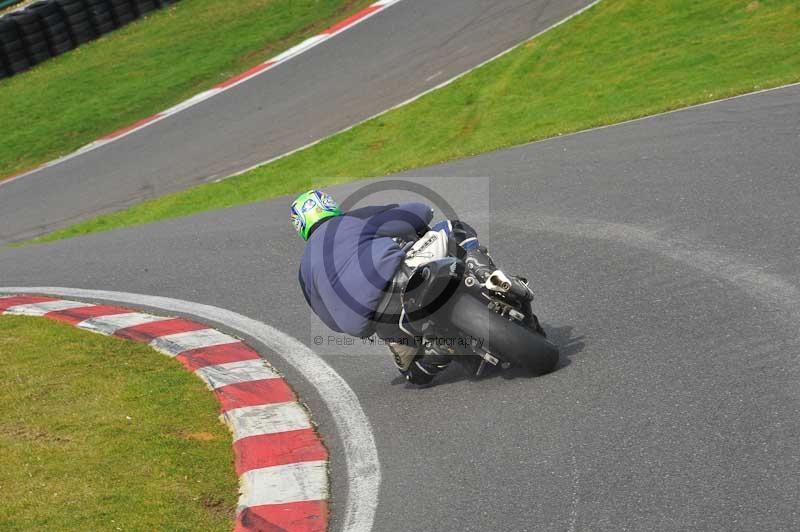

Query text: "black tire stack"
[108, 0, 136, 26]
[56, 0, 96, 45]
[28, 1, 75, 56]
[0, 0, 178, 80]
[132, 0, 160, 17]
[85, 0, 118, 36]
[0, 18, 31, 76]
[6, 9, 50, 65]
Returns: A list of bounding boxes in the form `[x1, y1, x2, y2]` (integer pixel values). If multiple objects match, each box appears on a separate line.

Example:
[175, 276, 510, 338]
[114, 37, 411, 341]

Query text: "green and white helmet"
[290, 189, 342, 240]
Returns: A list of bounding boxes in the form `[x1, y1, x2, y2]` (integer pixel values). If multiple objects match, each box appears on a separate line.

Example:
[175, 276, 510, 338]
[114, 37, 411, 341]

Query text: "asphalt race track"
[3, 83, 799, 531]
[0, 0, 594, 245]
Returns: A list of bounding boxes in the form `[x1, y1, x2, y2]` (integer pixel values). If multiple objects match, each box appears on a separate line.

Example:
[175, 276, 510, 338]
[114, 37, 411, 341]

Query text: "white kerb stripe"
[223, 402, 311, 441]
[239, 460, 329, 508]
[195, 359, 279, 390]
[77, 312, 171, 335]
[149, 328, 238, 356]
[271, 35, 327, 63]
[3, 300, 94, 316]
[162, 89, 220, 116]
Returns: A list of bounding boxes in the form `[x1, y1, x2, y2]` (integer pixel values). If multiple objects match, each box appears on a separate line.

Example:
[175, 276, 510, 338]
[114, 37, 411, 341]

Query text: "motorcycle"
[373, 229, 559, 377]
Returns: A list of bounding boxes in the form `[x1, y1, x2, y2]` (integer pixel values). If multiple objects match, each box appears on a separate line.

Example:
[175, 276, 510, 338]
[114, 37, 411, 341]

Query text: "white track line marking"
[0, 287, 380, 532]
[239, 461, 329, 508]
[509, 82, 800, 151]
[424, 70, 443, 82]
[3, 299, 93, 316]
[77, 312, 171, 335]
[224, 402, 313, 441]
[195, 359, 279, 390]
[150, 328, 239, 356]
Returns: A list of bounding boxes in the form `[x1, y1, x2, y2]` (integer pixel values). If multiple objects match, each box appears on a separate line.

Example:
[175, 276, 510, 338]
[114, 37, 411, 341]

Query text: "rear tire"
[446, 290, 559, 375]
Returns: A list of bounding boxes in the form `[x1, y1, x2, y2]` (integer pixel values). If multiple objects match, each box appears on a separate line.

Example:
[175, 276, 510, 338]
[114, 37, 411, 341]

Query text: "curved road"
[0, 0, 594, 245]
[3, 84, 799, 531]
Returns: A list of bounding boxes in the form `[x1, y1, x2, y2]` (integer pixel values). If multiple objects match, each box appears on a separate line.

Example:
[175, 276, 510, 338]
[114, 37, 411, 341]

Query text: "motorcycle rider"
[292, 189, 501, 385]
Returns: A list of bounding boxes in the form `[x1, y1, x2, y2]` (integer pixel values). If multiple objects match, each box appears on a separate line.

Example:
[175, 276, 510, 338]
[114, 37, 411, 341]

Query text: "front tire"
[446, 290, 559, 374]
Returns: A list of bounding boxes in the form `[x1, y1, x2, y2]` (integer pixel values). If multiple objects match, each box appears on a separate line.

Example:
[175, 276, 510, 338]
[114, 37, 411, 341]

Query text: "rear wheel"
[446, 290, 559, 375]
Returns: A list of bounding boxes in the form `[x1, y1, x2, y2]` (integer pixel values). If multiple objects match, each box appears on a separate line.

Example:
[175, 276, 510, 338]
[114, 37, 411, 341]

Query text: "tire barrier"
[6, 10, 51, 66]
[132, 0, 160, 17]
[85, 0, 118, 36]
[0, 18, 30, 76]
[0, 0, 178, 80]
[29, 1, 76, 56]
[56, 0, 96, 45]
[109, 0, 136, 26]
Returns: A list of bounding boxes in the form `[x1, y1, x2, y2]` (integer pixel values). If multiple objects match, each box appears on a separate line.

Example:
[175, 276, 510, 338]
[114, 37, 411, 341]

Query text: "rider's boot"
[387, 340, 420, 373]
[388, 340, 450, 386]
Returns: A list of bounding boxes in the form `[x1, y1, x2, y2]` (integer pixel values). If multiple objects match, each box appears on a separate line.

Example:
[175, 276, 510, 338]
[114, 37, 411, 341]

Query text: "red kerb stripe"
[233, 429, 327, 476]
[3, 165, 42, 182]
[322, 5, 381, 34]
[214, 62, 274, 89]
[114, 318, 206, 343]
[0, 296, 57, 312]
[215, 378, 295, 413]
[176, 342, 260, 371]
[46, 305, 132, 325]
[235, 500, 328, 532]
[102, 114, 163, 140]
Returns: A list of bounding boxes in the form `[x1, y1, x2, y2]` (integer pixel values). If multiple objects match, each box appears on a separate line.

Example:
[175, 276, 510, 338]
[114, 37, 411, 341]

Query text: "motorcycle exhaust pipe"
[486, 270, 512, 292]
[486, 270, 534, 302]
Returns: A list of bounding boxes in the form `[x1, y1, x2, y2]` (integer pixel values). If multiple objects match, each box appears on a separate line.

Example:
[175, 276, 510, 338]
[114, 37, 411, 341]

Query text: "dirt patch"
[1, 423, 72, 443]
[457, 110, 481, 138]
[369, 139, 387, 152]
[201, 495, 235, 519]
[183, 431, 220, 441]
[746, 1, 760, 12]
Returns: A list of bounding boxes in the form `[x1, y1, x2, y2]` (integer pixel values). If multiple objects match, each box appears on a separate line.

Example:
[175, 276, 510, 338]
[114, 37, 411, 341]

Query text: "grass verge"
[0, 315, 237, 530]
[28, 0, 800, 245]
[0, 0, 372, 179]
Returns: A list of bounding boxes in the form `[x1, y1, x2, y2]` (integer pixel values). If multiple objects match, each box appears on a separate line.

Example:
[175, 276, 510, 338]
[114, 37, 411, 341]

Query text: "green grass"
[27, 0, 800, 245]
[0, 316, 238, 531]
[0, 0, 372, 179]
